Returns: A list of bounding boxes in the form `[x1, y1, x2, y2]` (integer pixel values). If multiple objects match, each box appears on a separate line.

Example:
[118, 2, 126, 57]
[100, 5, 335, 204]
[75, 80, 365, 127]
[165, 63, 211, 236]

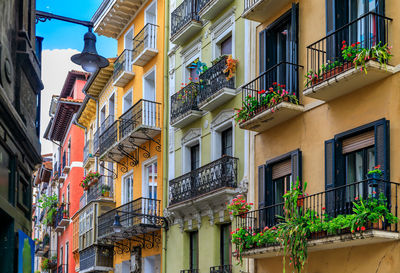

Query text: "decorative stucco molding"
[181, 128, 201, 146]
[210, 109, 235, 130]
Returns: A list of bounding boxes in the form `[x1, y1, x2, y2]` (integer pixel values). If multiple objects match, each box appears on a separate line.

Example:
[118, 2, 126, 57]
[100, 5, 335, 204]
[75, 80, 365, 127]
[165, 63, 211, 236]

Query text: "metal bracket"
[108, 152, 129, 173]
[117, 144, 139, 167]
[129, 137, 151, 158]
[99, 160, 118, 179]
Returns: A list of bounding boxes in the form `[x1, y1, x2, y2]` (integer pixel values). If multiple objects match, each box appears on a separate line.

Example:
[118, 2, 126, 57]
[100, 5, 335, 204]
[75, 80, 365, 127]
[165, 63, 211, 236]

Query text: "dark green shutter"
[258, 164, 270, 229]
[258, 164, 266, 209]
[375, 119, 389, 180]
[290, 3, 299, 97]
[291, 149, 302, 186]
[325, 139, 336, 216]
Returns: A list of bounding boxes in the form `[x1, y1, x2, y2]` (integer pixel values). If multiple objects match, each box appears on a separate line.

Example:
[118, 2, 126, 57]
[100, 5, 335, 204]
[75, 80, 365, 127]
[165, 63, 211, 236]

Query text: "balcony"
[79, 245, 113, 273]
[242, 0, 292, 22]
[169, 156, 238, 214]
[236, 180, 400, 259]
[171, 0, 202, 45]
[171, 82, 202, 128]
[54, 204, 70, 232]
[239, 62, 304, 132]
[97, 198, 164, 241]
[198, 56, 236, 111]
[83, 140, 94, 167]
[99, 100, 161, 162]
[58, 265, 63, 273]
[86, 176, 114, 203]
[35, 242, 45, 257]
[304, 12, 395, 102]
[198, 0, 233, 20]
[132, 23, 158, 67]
[210, 265, 232, 273]
[181, 270, 199, 273]
[98, 115, 116, 156]
[113, 49, 134, 87]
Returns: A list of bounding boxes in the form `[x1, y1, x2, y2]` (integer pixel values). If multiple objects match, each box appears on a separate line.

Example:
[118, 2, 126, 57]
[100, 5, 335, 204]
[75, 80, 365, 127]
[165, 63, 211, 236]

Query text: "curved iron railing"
[171, 0, 200, 37]
[306, 12, 392, 86]
[97, 197, 163, 240]
[169, 156, 238, 205]
[210, 265, 232, 273]
[198, 56, 235, 106]
[236, 179, 400, 250]
[86, 176, 113, 203]
[132, 23, 158, 61]
[171, 82, 199, 124]
[55, 203, 69, 228]
[99, 119, 118, 155]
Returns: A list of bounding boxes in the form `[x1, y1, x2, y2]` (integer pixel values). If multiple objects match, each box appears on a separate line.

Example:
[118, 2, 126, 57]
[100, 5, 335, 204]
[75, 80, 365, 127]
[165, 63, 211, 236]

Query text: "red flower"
[357, 42, 361, 45]
[351, 43, 356, 47]
[258, 90, 266, 94]
[273, 82, 277, 85]
[361, 226, 366, 231]
[357, 227, 360, 231]
[342, 40, 346, 44]
[322, 207, 326, 210]
[355, 197, 359, 201]
[241, 200, 246, 203]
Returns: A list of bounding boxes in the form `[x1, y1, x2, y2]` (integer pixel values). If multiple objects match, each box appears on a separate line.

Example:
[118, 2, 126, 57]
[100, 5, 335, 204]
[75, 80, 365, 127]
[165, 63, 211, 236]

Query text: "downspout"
[162, 0, 170, 273]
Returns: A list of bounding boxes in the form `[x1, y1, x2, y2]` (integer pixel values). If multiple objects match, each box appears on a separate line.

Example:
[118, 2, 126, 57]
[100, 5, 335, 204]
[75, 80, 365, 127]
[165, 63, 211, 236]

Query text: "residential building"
[238, 0, 400, 272]
[87, 0, 167, 272]
[166, 0, 251, 272]
[44, 70, 88, 273]
[32, 155, 58, 273]
[0, 0, 43, 271]
[74, 60, 116, 273]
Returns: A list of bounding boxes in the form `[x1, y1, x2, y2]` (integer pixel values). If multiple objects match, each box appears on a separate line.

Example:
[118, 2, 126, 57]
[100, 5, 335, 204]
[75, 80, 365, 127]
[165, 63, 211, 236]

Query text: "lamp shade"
[71, 30, 109, 72]
[112, 213, 122, 233]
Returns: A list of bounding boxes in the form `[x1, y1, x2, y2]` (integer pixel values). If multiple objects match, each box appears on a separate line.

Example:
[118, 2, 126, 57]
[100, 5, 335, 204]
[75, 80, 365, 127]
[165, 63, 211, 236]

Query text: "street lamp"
[36, 10, 109, 72]
[113, 212, 122, 233]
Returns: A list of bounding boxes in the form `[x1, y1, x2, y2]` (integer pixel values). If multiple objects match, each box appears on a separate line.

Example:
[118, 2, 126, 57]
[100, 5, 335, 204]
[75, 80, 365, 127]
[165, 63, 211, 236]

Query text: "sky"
[37, 0, 117, 154]
[36, 0, 117, 58]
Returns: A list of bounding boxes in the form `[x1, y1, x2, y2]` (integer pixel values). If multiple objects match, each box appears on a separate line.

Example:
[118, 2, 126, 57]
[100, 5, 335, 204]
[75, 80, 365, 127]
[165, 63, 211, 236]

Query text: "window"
[259, 4, 298, 93]
[221, 127, 233, 157]
[190, 145, 200, 171]
[143, 69, 157, 126]
[65, 242, 69, 273]
[122, 173, 133, 204]
[220, 224, 231, 266]
[67, 139, 71, 166]
[189, 231, 199, 270]
[79, 206, 94, 250]
[0, 144, 11, 202]
[66, 184, 70, 214]
[108, 93, 115, 122]
[325, 119, 389, 214]
[220, 35, 232, 56]
[188, 65, 199, 83]
[124, 27, 134, 50]
[123, 89, 133, 113]
[60, 246, 63, 264]
[258, 150, 302, 227]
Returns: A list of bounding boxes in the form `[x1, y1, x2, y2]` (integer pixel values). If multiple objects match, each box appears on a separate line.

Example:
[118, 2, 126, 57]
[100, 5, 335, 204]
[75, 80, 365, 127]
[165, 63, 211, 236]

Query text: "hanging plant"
[223, 55, 238, 81]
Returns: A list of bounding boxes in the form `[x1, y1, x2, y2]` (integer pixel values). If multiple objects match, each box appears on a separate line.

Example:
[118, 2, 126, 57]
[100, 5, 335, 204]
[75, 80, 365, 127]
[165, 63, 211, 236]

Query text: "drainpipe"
[162, 0, 170, 273]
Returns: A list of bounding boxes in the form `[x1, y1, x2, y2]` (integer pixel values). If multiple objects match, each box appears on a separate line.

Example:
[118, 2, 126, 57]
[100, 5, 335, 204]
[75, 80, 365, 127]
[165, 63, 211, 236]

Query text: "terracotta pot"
[343, 61, 355, 71]
[283, 97, 289, 102]
[323, 66, 344, 80]
[102, 191, 110, 197]
[311, 231, 327, 239]
[373, 219, 383, 230]
[297, 194, 304, 207]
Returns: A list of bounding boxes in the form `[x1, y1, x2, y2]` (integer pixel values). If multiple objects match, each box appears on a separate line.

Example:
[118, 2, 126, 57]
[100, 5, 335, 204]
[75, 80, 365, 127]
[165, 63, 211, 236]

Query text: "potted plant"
[353, 42, 392, 73]
[223, 55, 238, 81]
[227, 194, 253, 217]
[367, 165, 383, 187]
[41, 258, 49, 271]
[101, 184, 111, 197]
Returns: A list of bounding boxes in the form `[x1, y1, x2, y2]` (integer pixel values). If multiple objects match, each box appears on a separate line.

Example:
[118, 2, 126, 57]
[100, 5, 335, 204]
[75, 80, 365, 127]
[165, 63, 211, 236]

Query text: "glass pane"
[190, 232, 198, 269]
[221, 36, 232, 56]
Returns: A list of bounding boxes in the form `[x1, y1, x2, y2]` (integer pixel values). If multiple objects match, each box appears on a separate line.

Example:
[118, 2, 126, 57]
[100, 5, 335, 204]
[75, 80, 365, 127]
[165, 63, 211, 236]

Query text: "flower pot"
[367, 172, 381, 187]
[83, 186, 89, 191]
[102, 191, 110, 197]
[283, 97, 289, 102]
[311, 231, 326, 239]
[373, 219, 383, 230]
[343, 61, 355, 71]
[297, 195, 304, 207]
[89, 177, 98, 186]
[323, 66, 344, 80]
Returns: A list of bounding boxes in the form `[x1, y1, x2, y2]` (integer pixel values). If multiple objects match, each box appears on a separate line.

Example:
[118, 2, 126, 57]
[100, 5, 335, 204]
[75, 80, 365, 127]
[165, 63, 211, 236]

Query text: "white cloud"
[40, 49, 81, 155]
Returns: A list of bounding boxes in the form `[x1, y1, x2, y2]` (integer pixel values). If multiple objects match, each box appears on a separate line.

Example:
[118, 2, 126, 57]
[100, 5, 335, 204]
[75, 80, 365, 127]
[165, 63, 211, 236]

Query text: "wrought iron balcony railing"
[241, 62, 301, 117]
[171, 0, 200, 37]
[80, 192, 87, 209]
[119, 99, 161, 140]
[236, 179, 400, 250]
[169, 156, 238, 205]
[198, 56, 235, 105]
[55, 203, 69, 227]
[132, 23, 158, 61]
[100, 115, 115, 135]
[99, 119, 118, 156]
[83, 139, 93, 164]
[57, 265, 62, 273]
[86, 176, 113, 203]
[97, 197, 163, 240]
[306, 12, 392, 85]
[170, 82, 199, 124]
[113, 49, 133, 79]
[210, 265, 232, 273]
[79, 245, 113, 272]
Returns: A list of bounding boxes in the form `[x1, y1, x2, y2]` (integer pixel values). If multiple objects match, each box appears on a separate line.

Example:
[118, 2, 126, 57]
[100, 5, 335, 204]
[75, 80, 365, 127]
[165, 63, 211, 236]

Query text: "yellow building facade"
[237, 0, 400, 272]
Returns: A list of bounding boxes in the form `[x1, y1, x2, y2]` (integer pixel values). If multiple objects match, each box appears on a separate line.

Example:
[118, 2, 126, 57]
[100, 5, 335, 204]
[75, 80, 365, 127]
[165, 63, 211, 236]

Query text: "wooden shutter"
[325, 139, 336, 216]
[258, 165, 266, 209]
[291, 149, 302, 185]
[375, 119, 389, 180]
[272, 160, 291, 180]
[342, 130, 375, 154]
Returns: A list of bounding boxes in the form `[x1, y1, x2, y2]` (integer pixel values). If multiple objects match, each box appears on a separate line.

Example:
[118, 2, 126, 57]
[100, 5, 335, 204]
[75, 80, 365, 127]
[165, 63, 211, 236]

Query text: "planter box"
[304, 60, 397, 102]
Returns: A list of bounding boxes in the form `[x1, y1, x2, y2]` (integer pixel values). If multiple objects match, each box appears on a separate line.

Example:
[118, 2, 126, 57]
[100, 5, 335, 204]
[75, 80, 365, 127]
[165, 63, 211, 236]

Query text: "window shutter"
[375, 119, 389, 181]
[342, 130, 375, 154]
[259, 30, 266, 74]
[325, 139, 336, 216]
[290, 149, 302, 185]
[258, 165, 266, 209]
[290, 3, 299, 97]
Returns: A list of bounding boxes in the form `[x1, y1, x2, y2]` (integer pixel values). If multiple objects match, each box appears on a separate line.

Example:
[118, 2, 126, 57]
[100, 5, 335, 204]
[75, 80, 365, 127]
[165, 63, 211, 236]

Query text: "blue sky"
[36, 0, 117, 58]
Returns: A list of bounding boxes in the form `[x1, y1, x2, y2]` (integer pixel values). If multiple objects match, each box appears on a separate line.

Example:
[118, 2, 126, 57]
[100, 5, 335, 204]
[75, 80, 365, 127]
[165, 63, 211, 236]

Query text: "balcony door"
[143, 69, 156, 127]
[190, 144, 200, 171]
[145, 1, 157, 49]
[143, 161, 158, 223]
[259, 3, 298, 96]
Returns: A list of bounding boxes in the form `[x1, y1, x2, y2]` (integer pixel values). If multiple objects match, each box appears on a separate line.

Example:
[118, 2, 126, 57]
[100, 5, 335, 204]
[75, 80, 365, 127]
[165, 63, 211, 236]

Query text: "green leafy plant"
[81, 171, 100, 189]
[368, 165, 383, 176]
[227, 194, 253, 217]
[353, 42, 392, 73]
[341, 40, 362, 62]
[37, 194, 58, 210]
[41, 258, 49, 270]
[101, 184, 111, 196]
